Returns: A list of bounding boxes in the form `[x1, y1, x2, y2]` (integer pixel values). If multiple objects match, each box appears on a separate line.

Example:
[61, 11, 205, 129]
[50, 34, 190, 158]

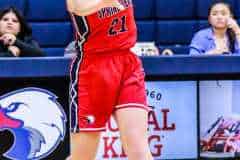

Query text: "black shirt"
[0, 36, 44, 57]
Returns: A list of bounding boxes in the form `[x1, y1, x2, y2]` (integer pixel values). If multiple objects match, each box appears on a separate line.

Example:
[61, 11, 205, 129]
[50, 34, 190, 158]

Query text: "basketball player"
[66, 0, 153, 159]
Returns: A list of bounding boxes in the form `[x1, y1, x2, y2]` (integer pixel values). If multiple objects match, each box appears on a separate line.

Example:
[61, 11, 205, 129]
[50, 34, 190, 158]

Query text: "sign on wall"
[0, 79, 198, 159]
[0, 77, 70, 160]
[199, 80, 240, 158]
[96, 81, 198, 159]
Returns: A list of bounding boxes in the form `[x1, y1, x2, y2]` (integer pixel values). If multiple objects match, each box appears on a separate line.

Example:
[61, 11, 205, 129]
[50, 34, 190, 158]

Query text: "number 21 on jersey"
[108, 15, 127, 36]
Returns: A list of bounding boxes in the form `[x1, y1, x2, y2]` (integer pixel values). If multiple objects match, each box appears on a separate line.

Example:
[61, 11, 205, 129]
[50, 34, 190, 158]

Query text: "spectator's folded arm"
[14, 38, 45, 57]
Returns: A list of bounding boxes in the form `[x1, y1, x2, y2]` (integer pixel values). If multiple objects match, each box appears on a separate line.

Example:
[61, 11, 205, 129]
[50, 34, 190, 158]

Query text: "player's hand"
[102, 0, 125, 10]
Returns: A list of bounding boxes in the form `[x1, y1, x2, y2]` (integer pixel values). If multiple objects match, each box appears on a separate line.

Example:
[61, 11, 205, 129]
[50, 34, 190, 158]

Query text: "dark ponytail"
[227, 28, 235, 53]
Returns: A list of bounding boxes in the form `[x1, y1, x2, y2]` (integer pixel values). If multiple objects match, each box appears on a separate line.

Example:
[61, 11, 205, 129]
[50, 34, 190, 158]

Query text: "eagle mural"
[0, 87, 67, 160]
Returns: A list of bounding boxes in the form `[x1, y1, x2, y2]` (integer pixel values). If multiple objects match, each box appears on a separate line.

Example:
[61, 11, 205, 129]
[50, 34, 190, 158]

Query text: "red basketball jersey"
[70, 0, 137, 54]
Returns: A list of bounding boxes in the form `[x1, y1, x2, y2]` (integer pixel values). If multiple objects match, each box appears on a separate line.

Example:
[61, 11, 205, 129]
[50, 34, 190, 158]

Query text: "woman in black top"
[0, 7, 44, 57]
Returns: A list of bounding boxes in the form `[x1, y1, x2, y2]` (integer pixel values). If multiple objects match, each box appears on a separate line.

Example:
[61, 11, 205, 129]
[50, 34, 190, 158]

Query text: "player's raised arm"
[66, 0, 124, 16]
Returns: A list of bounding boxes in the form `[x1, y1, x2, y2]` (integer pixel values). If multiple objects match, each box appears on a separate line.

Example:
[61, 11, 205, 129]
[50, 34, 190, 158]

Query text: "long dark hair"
[208, 0, 235, 53]
[0, 6, 32, 39]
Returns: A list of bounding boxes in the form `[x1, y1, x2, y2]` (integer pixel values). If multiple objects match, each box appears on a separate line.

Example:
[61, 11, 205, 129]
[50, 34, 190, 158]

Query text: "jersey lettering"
[108, 15, 127, 36]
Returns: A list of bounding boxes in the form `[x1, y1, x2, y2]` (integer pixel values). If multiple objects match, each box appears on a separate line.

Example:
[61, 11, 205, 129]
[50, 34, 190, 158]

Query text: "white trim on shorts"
[79, 127, 106, 132]
[114, 103, 151, 112]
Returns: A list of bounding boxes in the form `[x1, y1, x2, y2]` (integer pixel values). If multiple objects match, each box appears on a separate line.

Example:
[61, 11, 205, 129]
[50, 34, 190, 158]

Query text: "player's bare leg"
[70, 132, 101, 160]
[114, 107, 153, 160]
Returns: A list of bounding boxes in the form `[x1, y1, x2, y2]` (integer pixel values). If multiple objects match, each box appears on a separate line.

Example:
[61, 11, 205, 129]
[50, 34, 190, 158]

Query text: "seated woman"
[190, 1, 240, 55]
[0, 7, 44, 57]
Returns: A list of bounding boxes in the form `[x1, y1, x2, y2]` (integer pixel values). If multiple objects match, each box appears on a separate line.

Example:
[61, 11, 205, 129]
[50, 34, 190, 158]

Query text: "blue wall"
[1, 0, 240, 55]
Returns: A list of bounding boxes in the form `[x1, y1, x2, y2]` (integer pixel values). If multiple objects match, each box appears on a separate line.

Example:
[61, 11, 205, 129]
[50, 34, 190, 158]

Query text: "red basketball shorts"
[70, 50, 149, 132]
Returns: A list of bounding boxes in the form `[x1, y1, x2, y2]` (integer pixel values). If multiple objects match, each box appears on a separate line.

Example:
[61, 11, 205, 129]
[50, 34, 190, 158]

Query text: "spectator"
[190, 1, 240, 55]
[0, 7, 44, 57]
